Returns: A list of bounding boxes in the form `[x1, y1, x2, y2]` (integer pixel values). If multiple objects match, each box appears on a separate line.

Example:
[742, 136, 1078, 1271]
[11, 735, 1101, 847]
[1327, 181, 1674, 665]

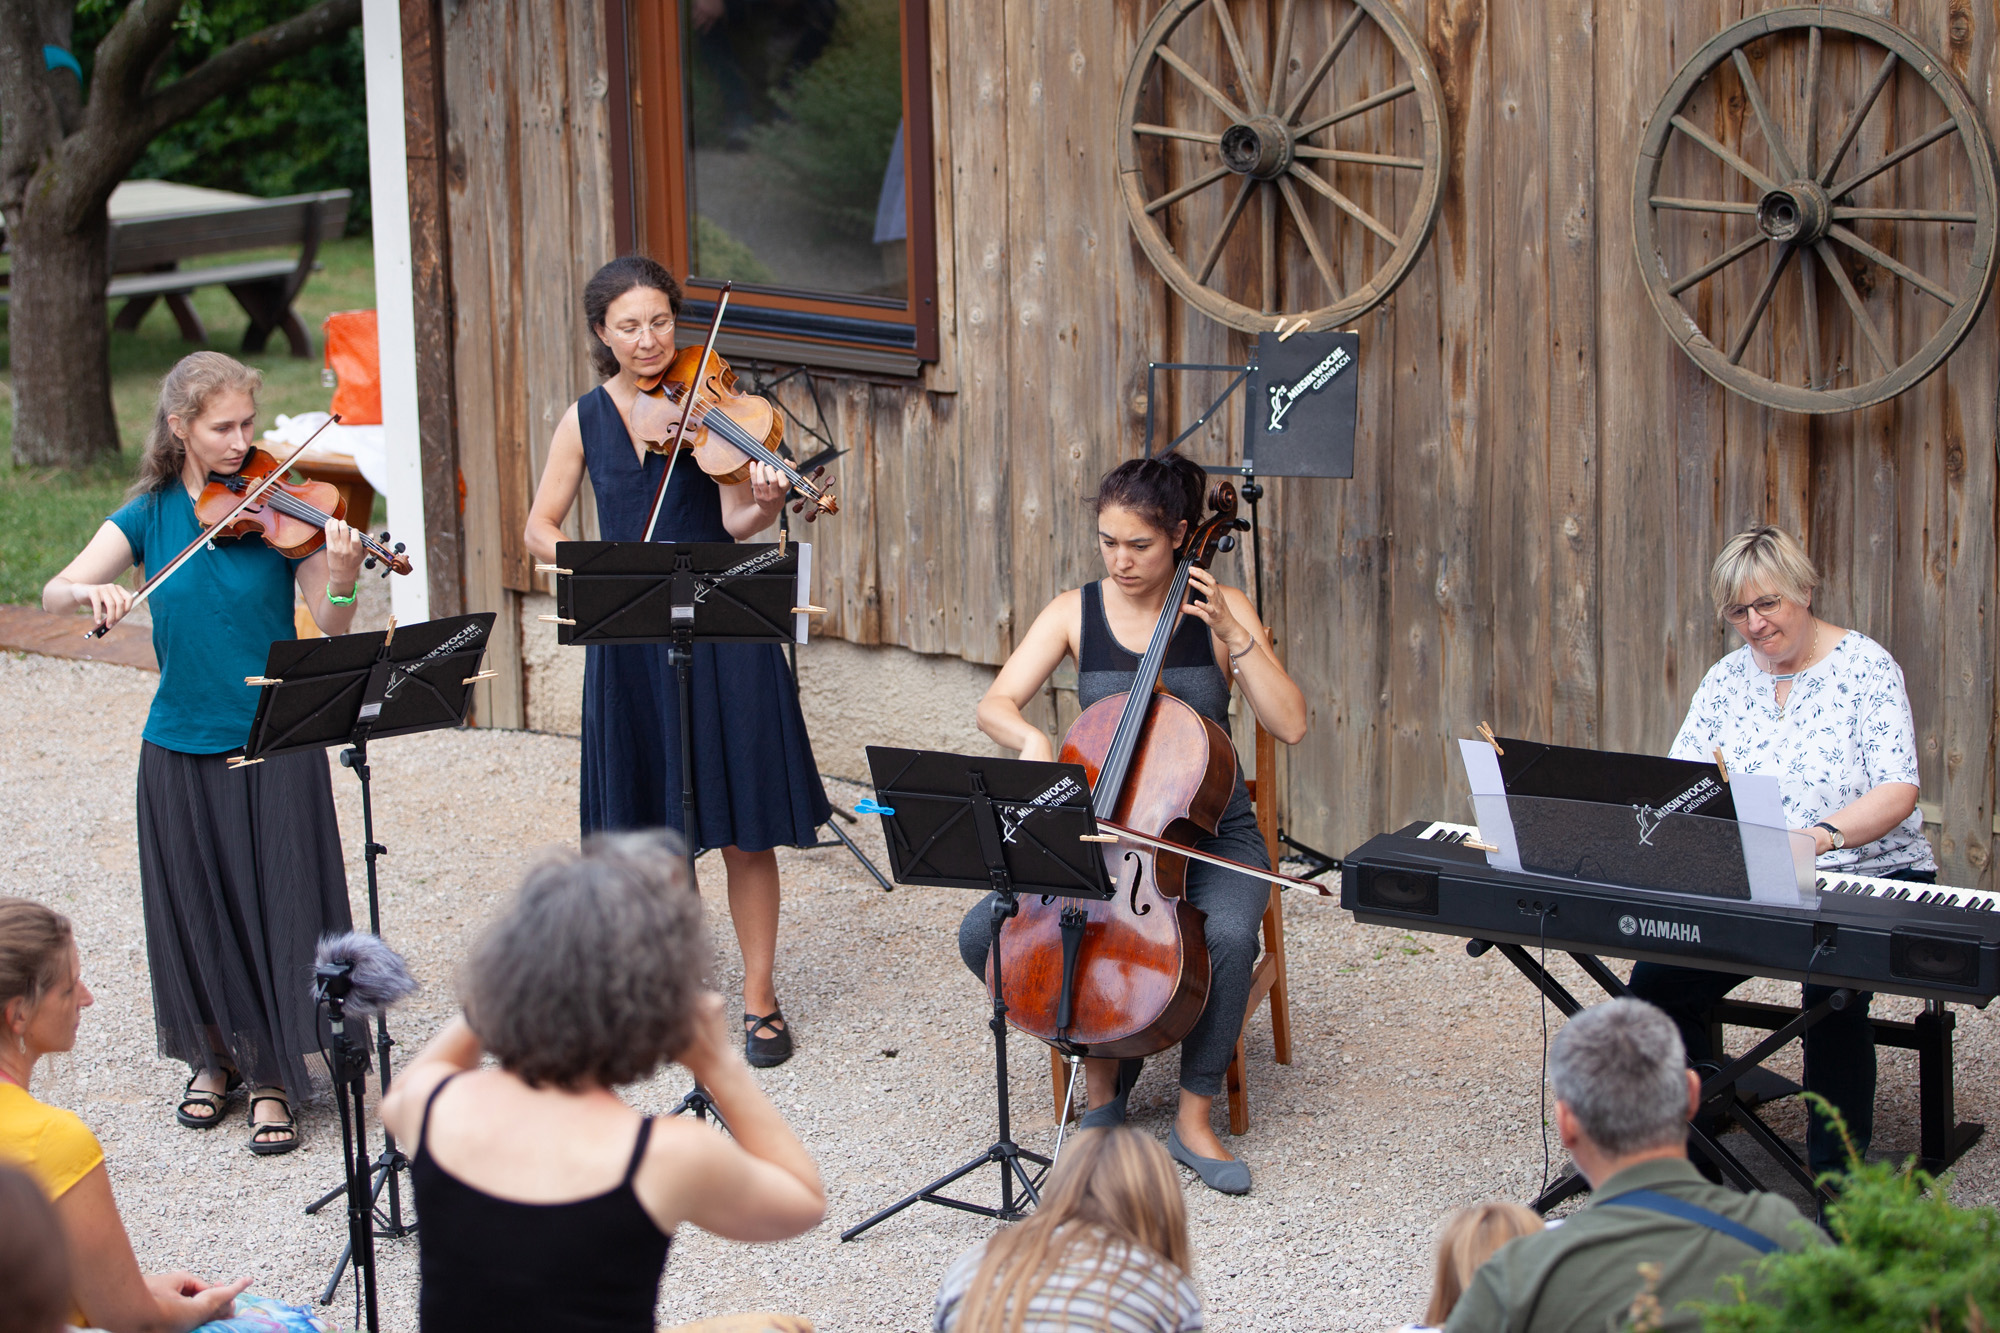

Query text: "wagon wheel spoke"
[1649, 196, 1759, 215]
[1157, 46, 1249, 124]
[1726, 243, 1794, 364]
[1827, 223, 1957, 306]
[1261, 182, 1278, 314]
[1268, 0, 1301, 112]
[1277, 175, 1343, 299]
[1282, 6, 1368, 125]
[1802, 25, 1822, 179]
[1134, 123, 1223, 146]
[1730, 48, 1799, 181]
[1827, 120, 1958, 202]
[1289, 163, 1400, 244]
[1208, 0, 1264, 116]
[1195, 175, 1259, 284]
[1818, 49, 1898, 188]
[1297, 80, 1417, 141]
[1669, 115, 1776, 193]
[1145, 164, 1233, 216]
[1814, 238, 1895, 373]
[1799, 246, 1822, 388]
[1295, 146, 1426, 169]
[1833, 206, 1977, 222]
[1668, 231, 1768, 298]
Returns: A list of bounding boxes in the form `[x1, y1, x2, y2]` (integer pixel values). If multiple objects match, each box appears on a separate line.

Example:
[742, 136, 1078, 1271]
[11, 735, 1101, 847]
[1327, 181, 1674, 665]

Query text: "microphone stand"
[314, 962, 380, 1333]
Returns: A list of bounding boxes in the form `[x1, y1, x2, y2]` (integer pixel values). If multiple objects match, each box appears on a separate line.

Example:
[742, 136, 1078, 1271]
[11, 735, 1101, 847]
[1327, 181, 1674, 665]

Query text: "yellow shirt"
[0, 1082, 104, 1326]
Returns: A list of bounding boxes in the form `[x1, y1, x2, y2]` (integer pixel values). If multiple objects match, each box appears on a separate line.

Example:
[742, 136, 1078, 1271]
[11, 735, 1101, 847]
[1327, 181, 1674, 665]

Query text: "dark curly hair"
[583, 255, 684, 380]
[463, 832, 710, 1090]
[1092, 452, 1206, 536]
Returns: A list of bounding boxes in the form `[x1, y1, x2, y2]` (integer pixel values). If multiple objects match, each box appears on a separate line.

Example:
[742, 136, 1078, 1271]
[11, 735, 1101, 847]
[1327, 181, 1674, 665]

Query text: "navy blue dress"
[577, 386, 831, 852]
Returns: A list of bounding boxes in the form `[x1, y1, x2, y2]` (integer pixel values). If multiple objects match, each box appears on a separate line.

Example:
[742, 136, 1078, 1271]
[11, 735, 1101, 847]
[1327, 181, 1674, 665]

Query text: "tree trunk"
[8, 202, 120, 468]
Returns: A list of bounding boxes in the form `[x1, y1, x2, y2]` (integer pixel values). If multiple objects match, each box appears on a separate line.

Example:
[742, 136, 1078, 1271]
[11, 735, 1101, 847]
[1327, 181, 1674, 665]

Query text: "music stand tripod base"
[840, 748, 1114, 1241]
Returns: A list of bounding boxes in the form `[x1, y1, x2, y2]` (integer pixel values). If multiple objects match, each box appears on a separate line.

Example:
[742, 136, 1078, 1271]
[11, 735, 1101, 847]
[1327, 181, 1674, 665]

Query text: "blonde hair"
[1709, 525, 1818, 619]
[953, 1127, 1192, 1333]
[0, 899, 74, 1040]
[1422, 1200, 1542, 1325]
[129, 351, 263, 498]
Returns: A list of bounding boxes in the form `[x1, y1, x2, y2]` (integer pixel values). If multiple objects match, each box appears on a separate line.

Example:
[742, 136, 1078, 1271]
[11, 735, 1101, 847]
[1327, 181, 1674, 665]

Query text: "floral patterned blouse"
[1670, 630, 1935, 875]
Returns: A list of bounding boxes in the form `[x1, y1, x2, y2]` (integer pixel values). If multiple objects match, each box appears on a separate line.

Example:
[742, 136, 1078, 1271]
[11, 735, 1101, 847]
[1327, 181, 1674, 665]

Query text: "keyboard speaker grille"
[1356, 862, 1440, 916]
[1889, 929, 1982, 988]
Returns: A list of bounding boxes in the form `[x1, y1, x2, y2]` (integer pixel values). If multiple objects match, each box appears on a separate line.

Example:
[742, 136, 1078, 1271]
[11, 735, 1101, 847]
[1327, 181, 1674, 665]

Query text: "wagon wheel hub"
[1220, 116, 1294, 181]
[1756, 180, 1831, 245]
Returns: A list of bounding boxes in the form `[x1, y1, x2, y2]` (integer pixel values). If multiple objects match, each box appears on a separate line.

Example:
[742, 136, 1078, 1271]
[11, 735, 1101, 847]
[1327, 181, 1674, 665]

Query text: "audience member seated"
[0, 1162, 71, 1333]
[931, 1126, 1203, 1333]
[380, 833, 827, 1333]
[1395, 1201, 1542, 1330]
[0, 898, 251, 1333]
[1443, 999, 1822, 1333]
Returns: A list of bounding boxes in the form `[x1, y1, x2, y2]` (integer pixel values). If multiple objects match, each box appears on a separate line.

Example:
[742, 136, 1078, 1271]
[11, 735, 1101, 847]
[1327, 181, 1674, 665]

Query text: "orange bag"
[323, 310, 382, 425]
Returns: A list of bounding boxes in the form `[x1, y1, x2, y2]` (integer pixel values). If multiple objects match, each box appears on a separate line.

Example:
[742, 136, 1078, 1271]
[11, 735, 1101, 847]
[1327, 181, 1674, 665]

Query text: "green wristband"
[326, 581, 357, 606]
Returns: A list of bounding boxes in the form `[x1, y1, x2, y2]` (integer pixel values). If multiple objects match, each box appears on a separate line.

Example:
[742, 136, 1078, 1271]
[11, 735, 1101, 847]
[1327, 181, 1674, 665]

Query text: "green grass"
[0, 236, 375, 604]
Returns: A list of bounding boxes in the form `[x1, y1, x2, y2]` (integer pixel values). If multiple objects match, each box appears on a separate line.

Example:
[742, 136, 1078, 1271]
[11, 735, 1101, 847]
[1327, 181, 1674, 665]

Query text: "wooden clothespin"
[778, 528, 787, 558]
[538, 614, 577, 626]
[534, 563, 573, 576]
[226, 755, 266, 770]
[1713, 747, 1730, 783]
[462, 671, 499, 686]
[790, 605, 827, 616]
[383, 617, 397, 651]
[1477, 721, 1504, 755]
[1465, 837, 1500, 853]
[1079, 833, 1120, 843]
[244, 675, 281, 687]
[1277, 315, 1311, 342]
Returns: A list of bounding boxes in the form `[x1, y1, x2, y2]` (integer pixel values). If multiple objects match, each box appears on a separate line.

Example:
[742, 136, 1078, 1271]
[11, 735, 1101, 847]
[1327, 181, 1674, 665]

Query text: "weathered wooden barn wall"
[419, 0, 2000, 890]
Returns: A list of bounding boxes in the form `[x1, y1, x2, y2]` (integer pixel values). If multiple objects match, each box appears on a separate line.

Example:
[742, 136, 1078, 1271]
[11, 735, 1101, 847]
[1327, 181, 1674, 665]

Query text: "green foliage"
[0, 455, 137, 605]
[694, 215, 775, 285]
[71, 1, 371, 233]
[748, 0, 903, 237]
[1697, 1100, 2000, 1333]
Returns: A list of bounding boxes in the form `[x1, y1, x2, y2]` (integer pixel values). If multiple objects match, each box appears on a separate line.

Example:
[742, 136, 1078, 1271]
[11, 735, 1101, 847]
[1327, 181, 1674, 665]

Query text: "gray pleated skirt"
[136, 741, 352, 1094]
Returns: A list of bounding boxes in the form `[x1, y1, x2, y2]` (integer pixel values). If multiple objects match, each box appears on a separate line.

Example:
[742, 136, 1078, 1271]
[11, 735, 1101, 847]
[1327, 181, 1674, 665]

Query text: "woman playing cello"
[963, 452, 1307, 1194]
[525, 256, 831, 1069]
[41, 351, 363, 1153]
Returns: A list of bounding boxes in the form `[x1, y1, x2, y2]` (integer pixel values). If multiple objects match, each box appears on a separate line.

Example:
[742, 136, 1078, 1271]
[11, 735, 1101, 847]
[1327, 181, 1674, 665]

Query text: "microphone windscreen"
[313, 932, 419, 1018]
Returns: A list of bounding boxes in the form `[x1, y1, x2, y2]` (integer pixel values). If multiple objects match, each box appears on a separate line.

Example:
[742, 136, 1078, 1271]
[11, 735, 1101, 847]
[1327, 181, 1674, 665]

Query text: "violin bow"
[86, 415, 341, 640]
[644, 281, 733, 543]
[1081, 819, 1335, 896]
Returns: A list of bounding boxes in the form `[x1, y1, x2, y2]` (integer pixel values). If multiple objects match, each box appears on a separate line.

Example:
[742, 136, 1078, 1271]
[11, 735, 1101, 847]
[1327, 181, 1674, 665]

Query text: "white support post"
[362, 0, 430, 624]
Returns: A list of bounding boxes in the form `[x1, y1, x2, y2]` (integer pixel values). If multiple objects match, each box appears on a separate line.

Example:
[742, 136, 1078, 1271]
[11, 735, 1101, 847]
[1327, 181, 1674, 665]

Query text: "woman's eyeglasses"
[606, 317, 674, 344]
[1722, 594, 1786, 624]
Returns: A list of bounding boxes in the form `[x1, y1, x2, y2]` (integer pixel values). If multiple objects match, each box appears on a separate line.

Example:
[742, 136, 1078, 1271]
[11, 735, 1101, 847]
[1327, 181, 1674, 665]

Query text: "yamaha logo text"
[1617, 913, 1702, 944]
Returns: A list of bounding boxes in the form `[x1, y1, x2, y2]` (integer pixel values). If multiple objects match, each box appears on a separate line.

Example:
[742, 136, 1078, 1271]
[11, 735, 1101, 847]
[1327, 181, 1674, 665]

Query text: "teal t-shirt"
[108, 488, 302, 754]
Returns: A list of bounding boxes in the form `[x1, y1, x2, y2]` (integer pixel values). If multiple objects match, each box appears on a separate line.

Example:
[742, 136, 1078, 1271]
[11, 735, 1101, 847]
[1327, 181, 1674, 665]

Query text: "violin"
[628, 283, 838, 527]
[196, 446, 413, 574]
[997, 484, 1251, 1058]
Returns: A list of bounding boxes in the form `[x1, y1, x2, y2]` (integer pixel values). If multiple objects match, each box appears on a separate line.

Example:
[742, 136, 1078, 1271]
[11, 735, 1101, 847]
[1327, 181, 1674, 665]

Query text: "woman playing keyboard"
[1629, 524, 1935, 1180]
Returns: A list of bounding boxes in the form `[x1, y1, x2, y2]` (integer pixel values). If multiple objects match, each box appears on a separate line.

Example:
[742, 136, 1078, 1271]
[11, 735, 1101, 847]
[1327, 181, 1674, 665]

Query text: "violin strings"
[251, 486, 392, 560]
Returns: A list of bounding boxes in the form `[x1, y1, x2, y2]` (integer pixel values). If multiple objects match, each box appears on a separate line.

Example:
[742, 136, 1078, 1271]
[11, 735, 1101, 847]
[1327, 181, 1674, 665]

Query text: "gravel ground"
[5, 648, 1999, 1332]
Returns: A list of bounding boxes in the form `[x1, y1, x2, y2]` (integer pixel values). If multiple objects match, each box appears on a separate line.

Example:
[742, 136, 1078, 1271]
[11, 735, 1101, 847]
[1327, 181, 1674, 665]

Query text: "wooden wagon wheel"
[1116, 0, 1446, 334]
[1634, 7, 2000, 414]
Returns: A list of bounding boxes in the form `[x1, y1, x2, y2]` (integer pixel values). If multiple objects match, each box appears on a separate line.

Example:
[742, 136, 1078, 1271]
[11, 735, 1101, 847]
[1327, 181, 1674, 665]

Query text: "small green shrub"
[1697, 1099, 2000, 1333]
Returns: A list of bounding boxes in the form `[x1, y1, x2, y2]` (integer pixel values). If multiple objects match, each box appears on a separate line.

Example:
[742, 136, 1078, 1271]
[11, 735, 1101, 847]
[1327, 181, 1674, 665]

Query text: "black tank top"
[412, 1076, 671, 1332]
[1077, 579, 1232, 727]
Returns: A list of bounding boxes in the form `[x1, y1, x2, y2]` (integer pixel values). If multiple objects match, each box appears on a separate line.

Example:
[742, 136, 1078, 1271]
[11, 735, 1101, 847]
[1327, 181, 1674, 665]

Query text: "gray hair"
[464, 832, 710, 1090]
[1548, 999, 1689, 1156]
[1709, 525, 1818, 618]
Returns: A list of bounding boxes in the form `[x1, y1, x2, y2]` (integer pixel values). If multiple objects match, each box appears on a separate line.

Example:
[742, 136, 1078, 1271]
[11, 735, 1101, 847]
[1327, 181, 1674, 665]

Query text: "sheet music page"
[792, 543, 813, 645]
[1458, 738, 1521, 871]
[1729, 771, 1815, 906]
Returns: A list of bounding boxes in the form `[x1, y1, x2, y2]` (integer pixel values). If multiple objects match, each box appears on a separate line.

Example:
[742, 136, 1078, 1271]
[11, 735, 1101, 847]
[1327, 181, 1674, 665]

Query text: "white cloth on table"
[1669, 630, 1934, 875]
[263, 412, 389, 498]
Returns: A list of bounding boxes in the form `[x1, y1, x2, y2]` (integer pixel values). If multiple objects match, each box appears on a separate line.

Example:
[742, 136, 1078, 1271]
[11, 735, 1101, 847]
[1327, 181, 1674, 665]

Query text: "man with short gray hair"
[1444, 1000, 1822, 1332]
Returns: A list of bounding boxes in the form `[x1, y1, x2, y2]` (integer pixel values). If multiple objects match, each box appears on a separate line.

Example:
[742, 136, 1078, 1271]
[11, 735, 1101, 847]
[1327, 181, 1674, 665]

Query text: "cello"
[996, 484, 1249, 1058]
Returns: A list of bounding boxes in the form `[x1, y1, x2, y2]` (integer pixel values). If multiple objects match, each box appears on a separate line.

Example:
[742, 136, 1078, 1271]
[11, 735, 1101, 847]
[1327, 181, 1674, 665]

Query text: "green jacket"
[1442, 1158, 1826, 1333]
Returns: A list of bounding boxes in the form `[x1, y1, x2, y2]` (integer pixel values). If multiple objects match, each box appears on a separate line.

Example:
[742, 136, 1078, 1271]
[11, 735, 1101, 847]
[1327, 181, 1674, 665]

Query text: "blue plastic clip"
[44, 46, 83, 80]
[855, 798, 895, 817]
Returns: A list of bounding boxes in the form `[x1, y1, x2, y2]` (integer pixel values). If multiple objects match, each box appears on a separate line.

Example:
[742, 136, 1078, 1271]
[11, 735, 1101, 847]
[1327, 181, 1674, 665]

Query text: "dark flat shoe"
[175, 1069, 241, 1130]
[745, 1010, 793, 1068]
[246, 1089, 300, 1156]
[1167, 1124, 1251, 1195]
[1078, 1057, 1145, 1129]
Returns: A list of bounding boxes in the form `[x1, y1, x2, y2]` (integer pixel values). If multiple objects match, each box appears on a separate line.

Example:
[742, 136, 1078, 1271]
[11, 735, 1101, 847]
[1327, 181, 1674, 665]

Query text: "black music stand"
[238, 613, 494, 1320]
[840, 747, 1114, 1242]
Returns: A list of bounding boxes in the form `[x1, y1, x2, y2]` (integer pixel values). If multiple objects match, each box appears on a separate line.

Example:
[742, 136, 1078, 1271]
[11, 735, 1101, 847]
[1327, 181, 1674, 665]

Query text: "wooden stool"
[1049, 715, 1294, 1133]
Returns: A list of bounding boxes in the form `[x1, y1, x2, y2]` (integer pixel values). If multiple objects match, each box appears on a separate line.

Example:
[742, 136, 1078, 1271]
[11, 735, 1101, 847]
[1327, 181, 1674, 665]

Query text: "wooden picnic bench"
[1, 183, 348, 359]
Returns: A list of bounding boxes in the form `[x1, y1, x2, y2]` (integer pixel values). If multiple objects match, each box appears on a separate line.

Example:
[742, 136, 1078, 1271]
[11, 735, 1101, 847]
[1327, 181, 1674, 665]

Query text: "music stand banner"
[1245, 329, 1358, 479]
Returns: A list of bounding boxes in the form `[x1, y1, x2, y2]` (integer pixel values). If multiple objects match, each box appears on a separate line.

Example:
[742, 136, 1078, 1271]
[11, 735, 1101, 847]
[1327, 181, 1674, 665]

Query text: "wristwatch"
[1812, 821, 1846, 850]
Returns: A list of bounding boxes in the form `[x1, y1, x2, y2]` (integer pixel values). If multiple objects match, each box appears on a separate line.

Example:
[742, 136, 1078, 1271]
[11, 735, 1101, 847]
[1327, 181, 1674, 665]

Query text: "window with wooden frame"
[615, 0, 938, 377]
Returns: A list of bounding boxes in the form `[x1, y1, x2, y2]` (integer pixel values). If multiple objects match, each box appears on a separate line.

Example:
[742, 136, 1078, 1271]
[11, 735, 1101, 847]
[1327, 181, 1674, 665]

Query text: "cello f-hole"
[1123, 852, 1150, 916]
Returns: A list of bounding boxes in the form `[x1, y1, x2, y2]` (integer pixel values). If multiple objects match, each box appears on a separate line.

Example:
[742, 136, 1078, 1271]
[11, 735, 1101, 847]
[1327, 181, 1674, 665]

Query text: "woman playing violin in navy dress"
[526, 256, 830, 1068]
[42, 351, 362, 1154]
[965, 452, 1308, 1194]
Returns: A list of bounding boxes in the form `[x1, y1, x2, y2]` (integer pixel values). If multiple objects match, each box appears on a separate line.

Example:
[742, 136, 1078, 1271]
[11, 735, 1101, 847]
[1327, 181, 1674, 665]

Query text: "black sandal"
[175, 1069, 242, 1130]
[744, 1009, 793, 1068]
[246, 1088, 300, 1156]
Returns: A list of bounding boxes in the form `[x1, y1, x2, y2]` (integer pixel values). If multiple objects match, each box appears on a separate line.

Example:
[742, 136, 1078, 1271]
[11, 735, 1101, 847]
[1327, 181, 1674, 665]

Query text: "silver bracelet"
[1228, 641, 1257, 665]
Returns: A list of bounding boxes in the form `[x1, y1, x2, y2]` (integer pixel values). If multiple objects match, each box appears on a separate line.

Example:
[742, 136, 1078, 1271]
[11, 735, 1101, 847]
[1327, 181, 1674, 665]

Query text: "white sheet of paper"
[1728, 771, 1813, 905]
[792, 543, 813, 645]
[1457, 738, 1521, 871]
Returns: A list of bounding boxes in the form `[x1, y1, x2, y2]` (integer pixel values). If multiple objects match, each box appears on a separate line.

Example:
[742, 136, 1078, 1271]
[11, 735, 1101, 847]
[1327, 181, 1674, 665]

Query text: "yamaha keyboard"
[1343, 820, 2000, 1004]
